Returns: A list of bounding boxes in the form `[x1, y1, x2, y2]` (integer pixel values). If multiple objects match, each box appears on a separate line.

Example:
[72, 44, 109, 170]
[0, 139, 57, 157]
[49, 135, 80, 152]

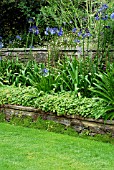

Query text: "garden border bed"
[0, 104, 114, 137]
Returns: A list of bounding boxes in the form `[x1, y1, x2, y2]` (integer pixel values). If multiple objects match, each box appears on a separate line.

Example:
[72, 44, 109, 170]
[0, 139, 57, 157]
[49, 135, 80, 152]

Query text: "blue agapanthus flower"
[84, 32, 91, 37]
[72, 28, 77, 33]
[42, 68, 48, 76]
[101, 15, 108, 20]
[16, 35, 22, 40]
[77, 30, 82, 37]
[45, 27, 58, 35]
[98, 4, 108, 13]
[45, 27, 63, 36]
[49, 27, 58, 35]
[94, 13, 100, 20]
[57, 27, 63, 36]
[110, 13, 114, 19]
[29, 26, 39, 35]
[45, 27, 49, 35]
[0, 36, 2, 40]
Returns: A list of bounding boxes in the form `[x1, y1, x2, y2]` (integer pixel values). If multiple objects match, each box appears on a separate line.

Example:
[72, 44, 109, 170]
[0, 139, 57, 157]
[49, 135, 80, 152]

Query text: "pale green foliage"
[0, 86, 106, 119]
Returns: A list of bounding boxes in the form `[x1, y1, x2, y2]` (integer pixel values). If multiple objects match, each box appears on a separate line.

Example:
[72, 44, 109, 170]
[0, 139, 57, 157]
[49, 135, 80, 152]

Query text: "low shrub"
[0, 85, 107, 119]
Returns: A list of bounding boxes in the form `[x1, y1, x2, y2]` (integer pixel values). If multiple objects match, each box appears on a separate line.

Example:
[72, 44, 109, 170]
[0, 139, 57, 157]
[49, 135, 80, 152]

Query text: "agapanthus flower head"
[28, 18, 35, 24]
[57, 27, 63, 36]
[16, 35, 22, 40]
[84, 32, 91, 37]
[82, 33, 87, 39]
[110, 13, 114, 20]
[94, 14, 100, 20]
[49, 28, 55, 35]
[0, 36, 2, 40]
[49, 27, 58, 35]
[72, 28, 77, 33]
[101, 14, 108, 20]
[45, 27, 58, 35]
[29, 26, 39, 35]
[45, 27, 49, 35]
[42, 68, 48, 76]
[98, 4, 108, 13]
[77, 30, 82, 37]
[0, 42, 4, 49]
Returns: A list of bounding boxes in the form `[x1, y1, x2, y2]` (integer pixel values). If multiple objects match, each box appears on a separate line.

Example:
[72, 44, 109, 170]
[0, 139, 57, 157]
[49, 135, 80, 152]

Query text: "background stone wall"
[1, 48, 114, 64]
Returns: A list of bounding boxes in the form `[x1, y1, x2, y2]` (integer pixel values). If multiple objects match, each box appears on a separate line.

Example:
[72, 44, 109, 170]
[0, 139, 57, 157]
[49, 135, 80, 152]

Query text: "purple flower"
[0, 36, 2, 40]
[45, 27, 58, 35]
[45, 31, 48, 35]
[94, 14, 100, 20]
[16, 35, 22, 40]
[110, 13, 114, 20]
[101, 15, 108, 20]
[29, 26, 39, 35]
[84, 32, 91, 37]
[72, 28, 77, 33]
[57, 27, 63, 36]
[98, 4, 108, 13]
[42, 68, 48, 76]
[45, 27, 49, 35]
[77, 31, 82, 37]
[49, 27, 58, 35]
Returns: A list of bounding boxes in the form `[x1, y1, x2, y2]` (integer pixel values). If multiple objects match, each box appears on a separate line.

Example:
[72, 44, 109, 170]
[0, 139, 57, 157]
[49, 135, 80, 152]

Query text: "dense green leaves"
[0, 85, 106, 119]
[90, 63, 114, 119]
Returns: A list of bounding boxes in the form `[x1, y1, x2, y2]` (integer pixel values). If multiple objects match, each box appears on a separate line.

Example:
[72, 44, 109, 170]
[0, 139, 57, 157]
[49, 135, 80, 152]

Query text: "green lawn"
[0, 123, 114, 170]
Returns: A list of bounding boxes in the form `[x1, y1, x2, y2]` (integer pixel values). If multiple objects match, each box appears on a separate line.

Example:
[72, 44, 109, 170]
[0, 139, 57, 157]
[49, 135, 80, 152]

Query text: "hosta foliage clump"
[0, 85, 106, 119]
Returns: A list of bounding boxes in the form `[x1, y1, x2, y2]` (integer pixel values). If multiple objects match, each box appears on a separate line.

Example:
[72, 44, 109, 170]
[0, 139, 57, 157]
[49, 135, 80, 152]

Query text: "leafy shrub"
[0, 85, 107, 119]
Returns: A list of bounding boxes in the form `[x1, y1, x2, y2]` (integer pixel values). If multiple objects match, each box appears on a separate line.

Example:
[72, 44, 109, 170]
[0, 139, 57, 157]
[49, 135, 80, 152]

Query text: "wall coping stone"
[1, 48, 114, 52]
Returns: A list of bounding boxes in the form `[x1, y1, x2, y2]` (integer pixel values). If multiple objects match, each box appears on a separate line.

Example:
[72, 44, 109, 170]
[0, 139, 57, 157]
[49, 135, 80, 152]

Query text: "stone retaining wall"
[1, 48, 114, 64]
[0, 104, 114, 137]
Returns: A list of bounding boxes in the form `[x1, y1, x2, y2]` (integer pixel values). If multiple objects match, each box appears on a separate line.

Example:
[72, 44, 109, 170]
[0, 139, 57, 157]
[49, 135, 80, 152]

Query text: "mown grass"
[0, 123, 114, 170]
